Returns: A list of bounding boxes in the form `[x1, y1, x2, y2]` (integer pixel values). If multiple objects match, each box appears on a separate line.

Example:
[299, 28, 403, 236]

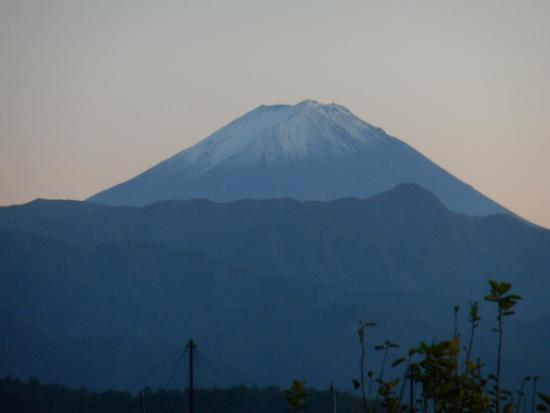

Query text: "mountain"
[2, 184, 550, 317]
[88, 100, 507, 216]
[1, 230, 549, 390]
[0, 230, 355, 388]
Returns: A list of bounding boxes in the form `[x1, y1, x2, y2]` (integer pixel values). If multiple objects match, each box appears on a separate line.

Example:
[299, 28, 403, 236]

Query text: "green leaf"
[489, 280, 499, 290]
[498, 282, 512, 294]
[392, 358, 406, 368]
[485, 294, 498, 302]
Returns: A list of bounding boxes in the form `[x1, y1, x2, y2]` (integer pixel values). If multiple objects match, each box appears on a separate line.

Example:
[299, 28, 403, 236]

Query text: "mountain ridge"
[1, 228, 549, 390]
[3, 183, 550, 317]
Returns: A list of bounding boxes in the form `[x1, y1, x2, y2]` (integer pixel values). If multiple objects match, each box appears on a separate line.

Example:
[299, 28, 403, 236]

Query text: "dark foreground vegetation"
[0, 376, 360, 413]
[2, 281, 549, 413]
[340, 281, 550, 413]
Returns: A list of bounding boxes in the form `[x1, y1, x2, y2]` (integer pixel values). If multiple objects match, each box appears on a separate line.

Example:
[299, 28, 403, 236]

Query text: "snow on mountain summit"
[162, 100, 387, 176]
[88, 99, 509, 218]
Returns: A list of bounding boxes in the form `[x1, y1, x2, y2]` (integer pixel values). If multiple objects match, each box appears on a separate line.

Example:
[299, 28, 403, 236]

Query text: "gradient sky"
[1, 0, 549, 227]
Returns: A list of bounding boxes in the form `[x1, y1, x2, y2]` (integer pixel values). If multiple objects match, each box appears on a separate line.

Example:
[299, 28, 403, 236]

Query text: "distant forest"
[0, 376, 360, 413]
[2, 281, 550, 413]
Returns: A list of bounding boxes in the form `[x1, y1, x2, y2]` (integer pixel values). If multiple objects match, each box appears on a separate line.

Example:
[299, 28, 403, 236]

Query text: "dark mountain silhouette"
[1, 230, 549, 391]
[2, 184, 549, 315]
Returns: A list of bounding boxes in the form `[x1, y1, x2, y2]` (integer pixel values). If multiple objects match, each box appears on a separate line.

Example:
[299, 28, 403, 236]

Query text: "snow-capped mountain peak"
[88, 99, 508, 219]
[163, 100, 387, 175]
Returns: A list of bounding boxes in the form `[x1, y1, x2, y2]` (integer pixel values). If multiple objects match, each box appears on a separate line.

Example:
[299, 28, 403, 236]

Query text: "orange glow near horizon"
[1, 1, 549, 228]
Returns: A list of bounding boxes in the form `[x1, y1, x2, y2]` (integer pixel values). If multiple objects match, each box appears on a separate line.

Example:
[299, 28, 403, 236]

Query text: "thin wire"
[129, 348, 184, 393]
[150, 351, 185, 413]
[196, 349, 229, 388]
[198, 347, 256, 386]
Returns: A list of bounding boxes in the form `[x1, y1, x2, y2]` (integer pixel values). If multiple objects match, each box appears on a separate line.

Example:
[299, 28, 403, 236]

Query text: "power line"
[129, 348, 184, 393]
[195, 348, 230, 388]
[150, 351, 186, 413]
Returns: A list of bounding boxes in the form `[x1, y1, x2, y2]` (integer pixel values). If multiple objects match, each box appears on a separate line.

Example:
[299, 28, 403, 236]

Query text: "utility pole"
[187, 339, 196, 413]
[139, 389, 146, 413]
[330, 382, 338, 413]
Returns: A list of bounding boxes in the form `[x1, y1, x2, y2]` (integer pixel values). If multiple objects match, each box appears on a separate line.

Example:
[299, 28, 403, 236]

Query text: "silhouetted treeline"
[0, 376, 361, 413]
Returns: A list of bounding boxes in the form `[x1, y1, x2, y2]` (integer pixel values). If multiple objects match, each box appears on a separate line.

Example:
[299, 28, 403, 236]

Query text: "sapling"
[395, 349, 416, 407]
[485, 280, 522, 413]
[377, 378, 402, 413]
[517, 376, 531, 413]
[357, 320, 377, 413]
[285, 379, 307, 412]
[465, 301, 481, 374]
[373, 340, 399, 413]
[452, 305, 461, 378]
[453, 305, 460, 339]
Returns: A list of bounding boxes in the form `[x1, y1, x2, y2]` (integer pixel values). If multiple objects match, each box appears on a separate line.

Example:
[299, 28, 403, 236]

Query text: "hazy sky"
[1, 0, 549, 227]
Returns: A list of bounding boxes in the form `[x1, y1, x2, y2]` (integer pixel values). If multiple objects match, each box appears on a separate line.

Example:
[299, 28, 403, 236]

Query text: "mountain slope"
[3, 184, 550, 316]
[1, 230, 549, 390]
[88, 100, 507, 216]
